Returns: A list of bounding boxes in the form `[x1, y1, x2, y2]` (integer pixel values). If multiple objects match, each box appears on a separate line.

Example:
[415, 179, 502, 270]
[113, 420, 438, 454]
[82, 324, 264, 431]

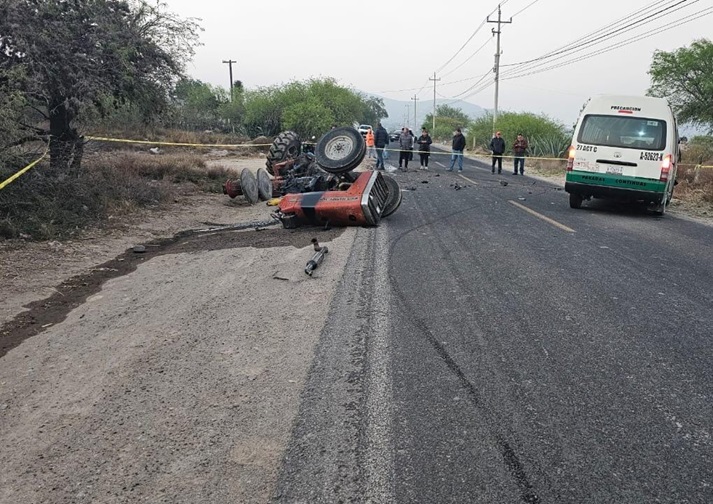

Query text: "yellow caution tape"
[381, 147, 713, 168]
[0, 151, 48, 191]
[85, 135, 271, 148]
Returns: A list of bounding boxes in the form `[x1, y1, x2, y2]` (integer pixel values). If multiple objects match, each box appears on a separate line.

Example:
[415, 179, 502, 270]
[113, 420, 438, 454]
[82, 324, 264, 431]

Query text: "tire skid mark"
[386, 194, 543, 504]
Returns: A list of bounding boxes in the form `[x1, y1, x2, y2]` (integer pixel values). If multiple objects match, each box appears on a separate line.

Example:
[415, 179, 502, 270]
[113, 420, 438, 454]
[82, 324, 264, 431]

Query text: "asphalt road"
[274, 149, 713, 503]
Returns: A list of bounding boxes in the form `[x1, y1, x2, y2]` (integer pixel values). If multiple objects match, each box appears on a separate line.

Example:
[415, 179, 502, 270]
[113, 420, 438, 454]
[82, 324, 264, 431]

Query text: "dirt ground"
[0, 155, 358, 504]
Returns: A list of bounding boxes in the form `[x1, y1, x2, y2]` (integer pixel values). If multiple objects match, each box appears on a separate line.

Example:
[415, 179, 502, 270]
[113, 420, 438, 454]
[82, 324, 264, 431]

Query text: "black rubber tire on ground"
[266, 131, 301, 176]
[569, 192, 583, 209]
[382, 174, 402, 218]
[315, 127, 366, 174]
[256, 168, 272, 201]
[240, 168, 259, 205]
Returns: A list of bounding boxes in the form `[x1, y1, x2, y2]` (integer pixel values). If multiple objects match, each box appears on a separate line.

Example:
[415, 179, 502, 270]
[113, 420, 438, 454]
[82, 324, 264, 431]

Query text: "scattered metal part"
[132, 245, 146, 253]
[189, 219, 280, 235]
[500, 180, 509, 186]
[305, 238, 329, 276]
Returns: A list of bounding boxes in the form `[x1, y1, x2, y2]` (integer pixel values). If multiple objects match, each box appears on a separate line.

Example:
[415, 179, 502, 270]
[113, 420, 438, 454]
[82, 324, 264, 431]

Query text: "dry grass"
[0, 150, 240, 240]
[528, 158, 568, 178]
[673, 163, 713, 210]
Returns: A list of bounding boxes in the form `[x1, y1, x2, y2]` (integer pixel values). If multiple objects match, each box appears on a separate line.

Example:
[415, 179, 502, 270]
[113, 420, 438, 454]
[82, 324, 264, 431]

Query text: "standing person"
[416, 127, 433, 170]
[447, 127, 466, 172]
[489, 131, 506, 174]
[398, 127, 412, 171]
[365, 127, 376, 159]
[373, 122, 389, 170]
[408, 129, 415, 162]
[512, 133, 529, 175]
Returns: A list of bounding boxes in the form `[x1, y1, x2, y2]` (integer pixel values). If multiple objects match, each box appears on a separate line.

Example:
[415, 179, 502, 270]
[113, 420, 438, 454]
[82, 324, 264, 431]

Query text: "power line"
[425, 0, 707, 109]
[440, 38, 491, 79]
[501, 0, 701, 79]
[434, 2, 505, 74]
[511, 0, 542, 18]
[501, 0, 683, 68]
[502, 5, 713, 81]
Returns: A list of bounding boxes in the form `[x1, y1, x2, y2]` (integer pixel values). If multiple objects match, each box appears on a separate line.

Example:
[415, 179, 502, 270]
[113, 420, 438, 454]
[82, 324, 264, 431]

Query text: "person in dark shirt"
[373, 122, 389, 170]
[489, 131, 506, 174]
[512, 133, 529, 175]
[416, 128, 433, 170]
[447, 128, 466, 172]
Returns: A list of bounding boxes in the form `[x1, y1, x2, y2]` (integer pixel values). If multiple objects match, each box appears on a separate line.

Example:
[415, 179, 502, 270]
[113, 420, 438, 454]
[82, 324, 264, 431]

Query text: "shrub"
[468, 112, 571, 158]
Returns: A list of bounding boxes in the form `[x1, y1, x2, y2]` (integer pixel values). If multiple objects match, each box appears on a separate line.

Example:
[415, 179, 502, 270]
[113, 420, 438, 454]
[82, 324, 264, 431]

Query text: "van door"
[575, 114, 668, 180]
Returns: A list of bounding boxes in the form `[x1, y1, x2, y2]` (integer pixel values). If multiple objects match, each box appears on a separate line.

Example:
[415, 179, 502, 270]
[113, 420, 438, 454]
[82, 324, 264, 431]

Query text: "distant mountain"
[362, 92, 487, 131]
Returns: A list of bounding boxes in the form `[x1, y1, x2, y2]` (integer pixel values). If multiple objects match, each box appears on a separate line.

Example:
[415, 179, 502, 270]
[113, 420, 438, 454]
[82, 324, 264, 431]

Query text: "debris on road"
[500, 180, 508, 186]
[305, 238, 328, 276]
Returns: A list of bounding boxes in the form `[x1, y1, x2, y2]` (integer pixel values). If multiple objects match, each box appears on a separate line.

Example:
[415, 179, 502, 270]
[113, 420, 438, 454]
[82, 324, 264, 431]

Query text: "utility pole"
[487, 5, 511, 132]
[403, 104, 409, 128]
[411, 95, 419, 131]
[222, 59, 237, 101]
[429, 72, 441, 132]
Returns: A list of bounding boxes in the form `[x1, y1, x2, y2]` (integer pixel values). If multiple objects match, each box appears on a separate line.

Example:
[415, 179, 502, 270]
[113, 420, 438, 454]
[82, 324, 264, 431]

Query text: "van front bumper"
[565, 171, 666, 203]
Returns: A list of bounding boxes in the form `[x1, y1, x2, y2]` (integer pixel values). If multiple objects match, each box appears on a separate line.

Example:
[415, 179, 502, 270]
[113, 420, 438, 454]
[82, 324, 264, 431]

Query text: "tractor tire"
[266, 131, 301, 176]
[382, 174, 402, 218]
[240, 168, 259, 205]
[315, 127, 366, 174]
[256, 168, 273, 201]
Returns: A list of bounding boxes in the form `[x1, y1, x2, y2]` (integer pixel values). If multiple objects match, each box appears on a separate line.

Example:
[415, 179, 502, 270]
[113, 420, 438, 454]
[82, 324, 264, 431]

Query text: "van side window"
[578, 115, 667, 151]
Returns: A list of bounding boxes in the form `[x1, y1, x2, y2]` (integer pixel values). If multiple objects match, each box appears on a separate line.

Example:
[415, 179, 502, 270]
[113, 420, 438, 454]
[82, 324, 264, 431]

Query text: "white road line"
[508, 200, 576, 233]
[458, 173, 478, 185]
[435, 161, 445, 168]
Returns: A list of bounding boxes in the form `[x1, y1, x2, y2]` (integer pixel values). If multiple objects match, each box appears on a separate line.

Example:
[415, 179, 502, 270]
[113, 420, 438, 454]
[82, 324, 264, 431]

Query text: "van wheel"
[654, 202, 666, 216]
[569, 193, 583, 209]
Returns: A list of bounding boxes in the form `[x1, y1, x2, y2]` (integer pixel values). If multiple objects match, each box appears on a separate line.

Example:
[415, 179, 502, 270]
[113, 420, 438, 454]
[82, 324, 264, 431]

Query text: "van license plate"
[605, 165, 623, 175]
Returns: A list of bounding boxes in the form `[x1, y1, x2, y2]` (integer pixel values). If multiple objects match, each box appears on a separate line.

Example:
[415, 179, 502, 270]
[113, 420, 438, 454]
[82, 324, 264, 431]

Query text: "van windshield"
[578, 115, 667, 151]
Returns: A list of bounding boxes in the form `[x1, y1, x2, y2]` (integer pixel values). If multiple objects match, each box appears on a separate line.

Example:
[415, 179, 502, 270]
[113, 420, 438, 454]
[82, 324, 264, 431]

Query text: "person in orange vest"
[365, 127, 376, 159]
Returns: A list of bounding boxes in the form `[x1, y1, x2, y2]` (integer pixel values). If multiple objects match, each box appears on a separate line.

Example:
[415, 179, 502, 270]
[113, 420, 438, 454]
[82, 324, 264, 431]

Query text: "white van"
[565, 95, 679, 215]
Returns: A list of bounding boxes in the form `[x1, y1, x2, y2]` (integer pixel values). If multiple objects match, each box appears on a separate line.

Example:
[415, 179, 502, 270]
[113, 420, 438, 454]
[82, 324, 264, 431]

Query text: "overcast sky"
[164, 0, 712, 127]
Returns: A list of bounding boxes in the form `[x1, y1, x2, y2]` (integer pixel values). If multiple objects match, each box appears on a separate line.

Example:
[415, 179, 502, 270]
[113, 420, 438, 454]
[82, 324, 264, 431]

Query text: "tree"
[241, 78, 387, 138]
[0, 0, 201, 171]
[423, 105, 470, 140]
[172, 79, 223, 131]
[648, 39, 713, 132]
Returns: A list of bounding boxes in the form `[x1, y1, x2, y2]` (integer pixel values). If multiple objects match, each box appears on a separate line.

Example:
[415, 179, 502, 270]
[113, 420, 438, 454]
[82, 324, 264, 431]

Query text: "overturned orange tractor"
[268, 127, 402, 228]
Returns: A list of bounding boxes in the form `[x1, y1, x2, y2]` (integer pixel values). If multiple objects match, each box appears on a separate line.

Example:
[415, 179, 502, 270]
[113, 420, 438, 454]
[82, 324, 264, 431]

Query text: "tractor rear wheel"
[315, 127, 366, 174]
[266, 131, 301, 176]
